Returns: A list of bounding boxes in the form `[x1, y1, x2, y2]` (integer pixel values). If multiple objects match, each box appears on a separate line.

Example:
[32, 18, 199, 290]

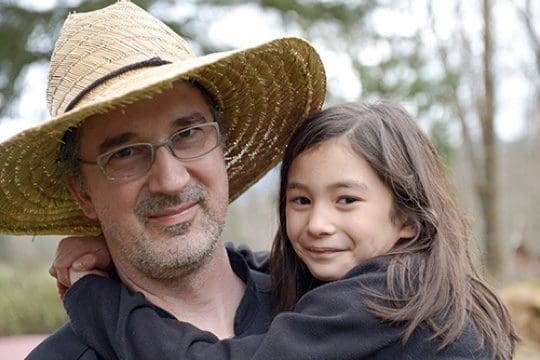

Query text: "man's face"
[69, 82, 229, 280]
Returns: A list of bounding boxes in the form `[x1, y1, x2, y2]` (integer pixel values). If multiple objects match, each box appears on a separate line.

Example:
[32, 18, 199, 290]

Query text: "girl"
[59, 100, 516, 359]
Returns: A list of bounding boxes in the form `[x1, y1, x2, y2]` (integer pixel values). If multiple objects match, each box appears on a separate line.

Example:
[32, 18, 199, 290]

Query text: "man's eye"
[176, 127, 202, 140]
[112, 147, 135, 159]
[178, 129, 195, 138]
[109, 145, 145, 161]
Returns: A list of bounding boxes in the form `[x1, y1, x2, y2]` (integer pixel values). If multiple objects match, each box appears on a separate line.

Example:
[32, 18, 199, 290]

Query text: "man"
[0, 1, 325, 358]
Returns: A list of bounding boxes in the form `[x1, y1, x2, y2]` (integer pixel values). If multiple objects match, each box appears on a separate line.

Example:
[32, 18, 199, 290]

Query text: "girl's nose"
[306, 206, 336, 237]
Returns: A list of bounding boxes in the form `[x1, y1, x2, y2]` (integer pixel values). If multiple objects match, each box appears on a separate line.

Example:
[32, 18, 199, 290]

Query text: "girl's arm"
[50, 237, 269, 299]
[64, 257, 488, 359]
[64, 259, 404, 360]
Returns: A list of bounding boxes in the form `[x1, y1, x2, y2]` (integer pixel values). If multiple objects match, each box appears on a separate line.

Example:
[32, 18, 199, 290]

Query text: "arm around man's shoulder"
[25, 323, 101, 360]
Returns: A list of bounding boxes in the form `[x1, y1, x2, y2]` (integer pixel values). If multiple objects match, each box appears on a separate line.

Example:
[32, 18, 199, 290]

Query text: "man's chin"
[146, 220, 193, 237]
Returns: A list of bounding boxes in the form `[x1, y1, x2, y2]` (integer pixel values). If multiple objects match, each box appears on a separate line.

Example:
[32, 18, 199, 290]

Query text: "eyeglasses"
[79, 122, 220, 181]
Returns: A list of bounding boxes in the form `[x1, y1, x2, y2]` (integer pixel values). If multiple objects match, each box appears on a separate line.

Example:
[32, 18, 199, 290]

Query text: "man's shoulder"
[225, 243, 272, 294]
[26, 323, 100, 360]
[225, 242, 270, 274]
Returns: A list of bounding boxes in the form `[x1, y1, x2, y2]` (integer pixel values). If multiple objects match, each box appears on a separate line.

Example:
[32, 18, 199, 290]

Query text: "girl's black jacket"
[64, 255, 492, 360]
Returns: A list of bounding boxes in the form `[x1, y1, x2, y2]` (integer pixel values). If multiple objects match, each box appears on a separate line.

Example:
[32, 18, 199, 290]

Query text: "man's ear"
[66, 179, 98, 220]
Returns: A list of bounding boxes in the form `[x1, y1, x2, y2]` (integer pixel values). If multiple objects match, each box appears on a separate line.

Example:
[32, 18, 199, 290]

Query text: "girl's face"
[285, 137, 415, 281]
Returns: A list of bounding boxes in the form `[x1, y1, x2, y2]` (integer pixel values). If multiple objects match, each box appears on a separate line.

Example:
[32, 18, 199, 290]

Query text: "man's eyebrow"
[99, 133, 137, 154]
[97, 113, 209, 154]
[172, 113, 208, 128]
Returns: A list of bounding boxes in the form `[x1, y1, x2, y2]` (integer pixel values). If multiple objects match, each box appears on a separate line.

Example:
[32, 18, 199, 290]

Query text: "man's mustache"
[134, 184, 206, 218]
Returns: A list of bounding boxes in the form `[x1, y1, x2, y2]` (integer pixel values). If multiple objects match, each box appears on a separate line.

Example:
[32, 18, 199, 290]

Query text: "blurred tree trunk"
[514, 0, 540, 138]
[428, 0, 501, 276]
[509, 0, 540, 262]
[479, 0, 501, 276]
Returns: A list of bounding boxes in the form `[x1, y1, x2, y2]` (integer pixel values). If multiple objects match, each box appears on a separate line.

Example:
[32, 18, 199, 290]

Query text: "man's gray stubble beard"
[121, 183, 225, 280]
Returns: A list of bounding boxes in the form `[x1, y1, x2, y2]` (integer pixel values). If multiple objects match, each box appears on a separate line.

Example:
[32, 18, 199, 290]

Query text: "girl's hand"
[69, 268, 109, 287]
[49, 235, 112, 298]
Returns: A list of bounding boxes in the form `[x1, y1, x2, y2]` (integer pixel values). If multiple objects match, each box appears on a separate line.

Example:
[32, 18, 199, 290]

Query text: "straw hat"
[0, 0, 326, 235]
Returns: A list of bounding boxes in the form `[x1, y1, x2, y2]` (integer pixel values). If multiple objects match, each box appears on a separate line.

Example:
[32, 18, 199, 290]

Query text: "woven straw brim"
[0, 37, 326, 235]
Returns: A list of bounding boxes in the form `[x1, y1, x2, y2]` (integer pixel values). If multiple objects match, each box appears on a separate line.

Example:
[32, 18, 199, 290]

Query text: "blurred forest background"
[0, 0, 539, 357]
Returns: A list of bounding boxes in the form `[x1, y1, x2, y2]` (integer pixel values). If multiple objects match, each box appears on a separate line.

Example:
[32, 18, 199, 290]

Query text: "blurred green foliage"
[0, 264, 66, 335]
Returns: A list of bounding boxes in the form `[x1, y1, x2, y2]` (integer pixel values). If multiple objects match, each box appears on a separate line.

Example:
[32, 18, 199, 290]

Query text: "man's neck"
[115, 245, 246, 339]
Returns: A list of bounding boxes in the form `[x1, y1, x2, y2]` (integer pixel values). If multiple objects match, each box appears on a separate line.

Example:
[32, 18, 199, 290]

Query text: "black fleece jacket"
[64, 255, 492, 360]
[26, 245, 274, 360]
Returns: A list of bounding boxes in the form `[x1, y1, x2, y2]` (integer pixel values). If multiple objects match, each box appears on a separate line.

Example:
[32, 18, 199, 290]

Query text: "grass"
[0, 264, 67, 335]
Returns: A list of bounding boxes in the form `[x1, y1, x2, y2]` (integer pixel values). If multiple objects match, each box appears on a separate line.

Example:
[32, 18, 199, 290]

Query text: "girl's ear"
[399, 217, 417, 240]
[66, 179, 98, 220]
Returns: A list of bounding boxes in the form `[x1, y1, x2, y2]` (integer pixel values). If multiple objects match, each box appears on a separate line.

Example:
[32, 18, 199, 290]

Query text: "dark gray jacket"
[26, 245, 274, 360]
[63, 256, 492, 360]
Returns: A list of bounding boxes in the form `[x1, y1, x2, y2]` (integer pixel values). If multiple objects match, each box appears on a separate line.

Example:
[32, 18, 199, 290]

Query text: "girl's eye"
[291, 196, 311, 205]
[337, 196, 358, 205]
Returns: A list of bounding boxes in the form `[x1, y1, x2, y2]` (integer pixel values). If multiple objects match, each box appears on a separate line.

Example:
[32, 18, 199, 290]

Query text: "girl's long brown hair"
[270, 100, 517, 358]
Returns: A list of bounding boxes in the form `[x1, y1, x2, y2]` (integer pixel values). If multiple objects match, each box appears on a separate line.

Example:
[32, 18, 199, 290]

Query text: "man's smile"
[146, 202, 199, 227]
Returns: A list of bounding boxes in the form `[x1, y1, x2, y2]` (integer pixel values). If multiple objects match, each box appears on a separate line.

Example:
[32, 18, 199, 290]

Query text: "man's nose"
[146, 146, 190, 195]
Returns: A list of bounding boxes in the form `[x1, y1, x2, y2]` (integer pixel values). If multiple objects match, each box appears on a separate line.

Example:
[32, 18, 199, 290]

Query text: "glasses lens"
[95, 123, 219, 181]
[170, 123, 218, 160]
[101, 144, 153, 179]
